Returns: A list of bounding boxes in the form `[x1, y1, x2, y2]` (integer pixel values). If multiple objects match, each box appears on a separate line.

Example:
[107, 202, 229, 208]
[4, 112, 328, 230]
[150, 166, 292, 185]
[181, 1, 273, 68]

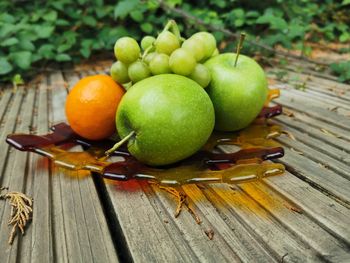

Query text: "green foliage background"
[1, 0, 349, 83]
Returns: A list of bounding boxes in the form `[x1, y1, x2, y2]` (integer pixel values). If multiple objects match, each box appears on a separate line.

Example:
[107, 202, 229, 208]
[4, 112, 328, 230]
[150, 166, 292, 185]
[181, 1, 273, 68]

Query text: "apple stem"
[234, 33, 246, 67]
[105, 131, 135, 156]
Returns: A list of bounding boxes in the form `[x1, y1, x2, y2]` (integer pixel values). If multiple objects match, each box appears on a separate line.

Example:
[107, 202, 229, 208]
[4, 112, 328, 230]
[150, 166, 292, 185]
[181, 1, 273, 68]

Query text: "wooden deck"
[0, 59, 349, 263]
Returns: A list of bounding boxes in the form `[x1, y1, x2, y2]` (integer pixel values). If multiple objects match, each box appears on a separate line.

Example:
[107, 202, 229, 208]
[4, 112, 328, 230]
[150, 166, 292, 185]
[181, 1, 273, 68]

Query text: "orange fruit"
[65, 75, 125, 140]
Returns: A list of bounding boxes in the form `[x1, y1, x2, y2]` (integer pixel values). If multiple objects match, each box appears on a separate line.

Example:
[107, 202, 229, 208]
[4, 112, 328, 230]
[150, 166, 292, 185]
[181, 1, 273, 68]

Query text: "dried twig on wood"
[150, 182, 201, 224]
[0, 187, 33, 245]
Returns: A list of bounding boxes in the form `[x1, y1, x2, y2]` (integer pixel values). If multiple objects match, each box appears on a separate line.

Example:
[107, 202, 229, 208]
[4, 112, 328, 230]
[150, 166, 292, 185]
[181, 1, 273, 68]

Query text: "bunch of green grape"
[110, 20, 219, 89]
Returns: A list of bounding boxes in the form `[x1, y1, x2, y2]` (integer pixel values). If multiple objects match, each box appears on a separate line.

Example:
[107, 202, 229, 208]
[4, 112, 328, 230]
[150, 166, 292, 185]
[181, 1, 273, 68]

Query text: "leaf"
[232, 8, 244, 18]
[10, 51, 32, 69]
[288, 22, 306, 39]
[1, 37, 19, 47]
[130, 10, 144, 22]
[0, 13, 16, 23]
[17, 30, 39, 42]
[246, 11, 259, 17]
[213, 31, 224, 42]
[80, 47, 91, 58]
[56, 54, 71, 62]
[211, 0, 225, 8]
[82, 39, 94, 48]
[256, 12, 288, 30]
[141, 22, 153, 33]
[0, 57, 13, 75]
[166, 0, 183, 7]
[0, 23, 16, 38]
[331, 61, 350, 82]
[339, 32, 350, 42]
[42, 10, 58, 22]
[17, 38, 35, 51]
[57, 43, 73, 53]
[31, 54, 42, 63]
[82, 16, 97, 27]
[55, 19, 70, 26]
[35, 25, 55, 39]
[50, 2, 64, 11]
[12, 74, 24, 85]
[38, 44, 55, 59]
[95, 7, 109, 18]
[234, 19, 244, 27]
[114, 0, 139, 19]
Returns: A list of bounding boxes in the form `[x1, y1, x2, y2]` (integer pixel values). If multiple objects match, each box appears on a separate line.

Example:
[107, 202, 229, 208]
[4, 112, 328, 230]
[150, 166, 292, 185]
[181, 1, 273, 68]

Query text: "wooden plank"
[277, 83, 350, 111]
[218, 145, 350, 245]
[51, 71, 118, 263]
[267, 68, 350, 93]
[265, 173, 350, 244]
[276, 126, 350, 178]
[29, 76, 53, 262]
[274, 85, 350, 116]
[0, 86, 34, 262]
[278, 106, 350, 141]
[0, 88, 13, 131]
[149, 182, 274, 262]
[238, 181, 350, 262]
[275, 83, 349, 111]
[274, 115, 350, 156]
[277, 147, 350, 205]
[274, 93, 350, 131]
[105, 180, 201, 263]
[272, 56, 338, 81]
[0, 88, 24, 179]
[200, 183, 322, 262]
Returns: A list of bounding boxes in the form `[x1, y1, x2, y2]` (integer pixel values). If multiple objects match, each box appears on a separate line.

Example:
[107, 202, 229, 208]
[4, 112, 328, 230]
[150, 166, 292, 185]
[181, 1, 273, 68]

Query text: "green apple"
[205, 53, 268, 131]
[114, 74, 215, 166]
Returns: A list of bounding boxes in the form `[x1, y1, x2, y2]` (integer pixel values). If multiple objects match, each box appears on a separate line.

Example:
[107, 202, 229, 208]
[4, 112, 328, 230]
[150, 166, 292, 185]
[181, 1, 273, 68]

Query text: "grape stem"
[105, 130, 135, 156]
[141, 44, 154, 61]
[234, 33, 246, 67]
[163, 19, 182, 43]
[122, 82, 133, 90]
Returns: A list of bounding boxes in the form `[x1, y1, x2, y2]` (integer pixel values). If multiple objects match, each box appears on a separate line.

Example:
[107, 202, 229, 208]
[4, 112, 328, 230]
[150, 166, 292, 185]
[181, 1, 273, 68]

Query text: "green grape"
[128, 61, 151, 83]
[189, 64, 211, 88]
[155, 31, 180, 55]
[211, 48, 219, 57]
[110, 61, 130, 84]
[114, 37, 140, 64]
[191, 32, 216, 60]
[144, 52, 157, 64]
[169, 48, 196, 76]
[149, 54, 171, 75]
[141, 36, 156, 51]
[181, 38, 205, 61]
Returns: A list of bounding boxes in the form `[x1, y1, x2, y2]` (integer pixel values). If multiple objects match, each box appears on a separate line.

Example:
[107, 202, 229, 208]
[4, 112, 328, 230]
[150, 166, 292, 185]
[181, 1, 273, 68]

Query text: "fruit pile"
[65, 20, 269, 167]
[110, 20, 217, 88]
